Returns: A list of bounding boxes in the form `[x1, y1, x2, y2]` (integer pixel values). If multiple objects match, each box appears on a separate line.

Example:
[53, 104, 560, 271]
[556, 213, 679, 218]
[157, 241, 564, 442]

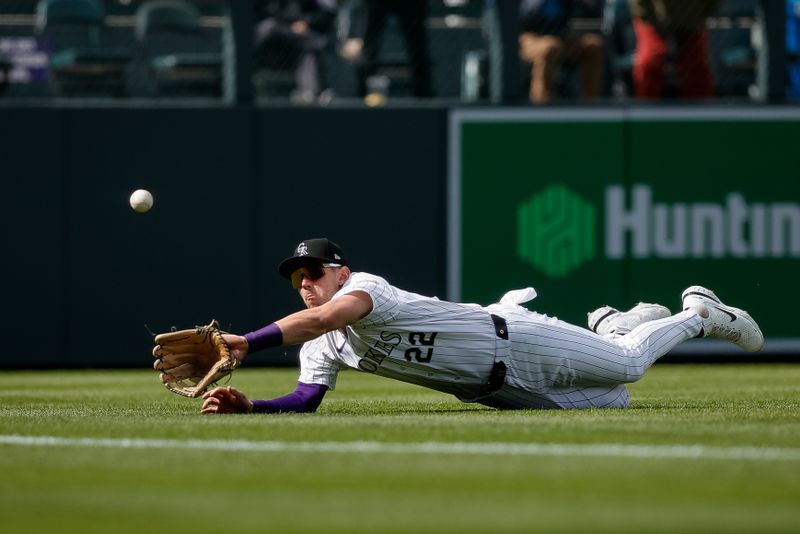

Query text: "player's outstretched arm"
[200, 383, 328, 415]
[250, 382, 328, 413]
[276, 291, 372, 345]
[220, 292, 372, 360]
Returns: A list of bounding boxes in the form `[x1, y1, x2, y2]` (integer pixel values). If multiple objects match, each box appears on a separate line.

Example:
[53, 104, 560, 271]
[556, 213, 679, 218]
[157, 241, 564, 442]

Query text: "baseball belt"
[486, 314, 509, 393]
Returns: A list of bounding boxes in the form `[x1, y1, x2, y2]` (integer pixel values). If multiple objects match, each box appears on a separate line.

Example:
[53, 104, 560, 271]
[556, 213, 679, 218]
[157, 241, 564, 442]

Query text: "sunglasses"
[290, 263, 341, 288]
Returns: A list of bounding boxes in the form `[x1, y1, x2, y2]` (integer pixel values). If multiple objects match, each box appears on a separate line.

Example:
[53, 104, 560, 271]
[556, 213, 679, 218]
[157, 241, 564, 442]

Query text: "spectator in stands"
[354, 0, 434, 98]
[629, 0, 723, 99]
[254, 0, 338, 102]
[518, 0, 604, 103]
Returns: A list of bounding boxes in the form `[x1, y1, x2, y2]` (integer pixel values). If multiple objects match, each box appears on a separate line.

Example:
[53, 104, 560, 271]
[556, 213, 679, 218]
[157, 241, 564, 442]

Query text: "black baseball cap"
[278, 238, 348, 278]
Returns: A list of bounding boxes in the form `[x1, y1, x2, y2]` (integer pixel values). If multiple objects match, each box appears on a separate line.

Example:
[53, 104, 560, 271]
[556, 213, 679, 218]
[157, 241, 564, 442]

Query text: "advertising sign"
[449, 108, 800, 353]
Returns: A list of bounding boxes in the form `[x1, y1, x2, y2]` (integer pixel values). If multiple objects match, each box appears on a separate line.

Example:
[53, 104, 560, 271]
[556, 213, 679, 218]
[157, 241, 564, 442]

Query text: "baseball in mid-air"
[129, 189, 154, 213]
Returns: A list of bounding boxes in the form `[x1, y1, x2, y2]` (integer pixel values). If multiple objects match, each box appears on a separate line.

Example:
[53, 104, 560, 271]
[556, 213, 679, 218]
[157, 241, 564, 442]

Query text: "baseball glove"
[152, 320, 239, 398]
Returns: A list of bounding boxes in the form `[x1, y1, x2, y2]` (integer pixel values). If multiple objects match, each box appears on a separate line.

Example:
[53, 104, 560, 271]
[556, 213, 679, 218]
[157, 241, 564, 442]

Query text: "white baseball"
[129, 189, 154, 213]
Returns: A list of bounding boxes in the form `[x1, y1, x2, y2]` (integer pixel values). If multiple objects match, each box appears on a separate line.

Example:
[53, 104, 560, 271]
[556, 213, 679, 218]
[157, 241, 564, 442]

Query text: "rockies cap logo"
[296, 243, 309, 256]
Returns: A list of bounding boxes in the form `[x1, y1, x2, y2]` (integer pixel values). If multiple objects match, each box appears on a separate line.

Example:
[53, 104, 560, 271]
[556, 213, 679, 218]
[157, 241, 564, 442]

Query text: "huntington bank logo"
[517, 184, 800, 278]
[517, 185, 595, 277]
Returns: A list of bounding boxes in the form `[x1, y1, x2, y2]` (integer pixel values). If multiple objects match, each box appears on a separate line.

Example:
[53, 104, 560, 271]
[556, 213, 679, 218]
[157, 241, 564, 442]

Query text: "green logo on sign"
[517, 185, 596, 277]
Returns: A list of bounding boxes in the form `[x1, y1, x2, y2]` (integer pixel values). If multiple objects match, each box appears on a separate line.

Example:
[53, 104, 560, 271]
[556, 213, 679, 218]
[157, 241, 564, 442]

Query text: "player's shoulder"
[341, 271, 391, 292]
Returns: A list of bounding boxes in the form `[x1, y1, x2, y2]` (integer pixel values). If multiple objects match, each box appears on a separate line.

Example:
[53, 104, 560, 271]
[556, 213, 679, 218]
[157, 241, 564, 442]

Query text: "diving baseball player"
[198, 238, 763, 413]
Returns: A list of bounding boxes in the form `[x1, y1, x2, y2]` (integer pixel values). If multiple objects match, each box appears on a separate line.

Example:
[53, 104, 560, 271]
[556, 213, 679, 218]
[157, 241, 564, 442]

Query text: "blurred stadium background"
[1, 0, 799, 368]
[1, 0, 796, 102]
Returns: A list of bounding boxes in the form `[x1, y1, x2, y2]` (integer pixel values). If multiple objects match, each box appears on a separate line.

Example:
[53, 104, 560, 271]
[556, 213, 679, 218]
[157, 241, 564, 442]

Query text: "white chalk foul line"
[1, 434, 799, 461]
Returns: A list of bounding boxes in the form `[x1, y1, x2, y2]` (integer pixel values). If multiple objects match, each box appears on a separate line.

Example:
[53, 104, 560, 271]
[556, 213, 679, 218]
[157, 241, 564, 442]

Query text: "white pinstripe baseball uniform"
[297, 272, 704, 409]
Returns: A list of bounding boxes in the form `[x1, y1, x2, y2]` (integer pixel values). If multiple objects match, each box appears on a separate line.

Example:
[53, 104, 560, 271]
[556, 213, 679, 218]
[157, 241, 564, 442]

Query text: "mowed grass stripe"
[3, 434, 800, 461]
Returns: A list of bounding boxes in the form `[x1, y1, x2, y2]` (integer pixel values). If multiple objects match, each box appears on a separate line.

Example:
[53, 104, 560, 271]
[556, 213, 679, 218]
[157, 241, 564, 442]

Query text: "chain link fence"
[0, 0, 796, 103]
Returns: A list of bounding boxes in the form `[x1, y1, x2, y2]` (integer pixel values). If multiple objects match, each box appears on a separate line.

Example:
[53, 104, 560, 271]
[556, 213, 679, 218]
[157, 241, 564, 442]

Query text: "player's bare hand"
[201, 386, 253, 414]
[223, 334, 249, 365]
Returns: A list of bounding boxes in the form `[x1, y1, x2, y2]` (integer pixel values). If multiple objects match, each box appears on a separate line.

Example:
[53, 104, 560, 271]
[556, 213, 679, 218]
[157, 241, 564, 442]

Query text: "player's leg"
[493, 304, 703, 390]
[594, 286, 764, 352]
[605, 310, 702, 363]
[480, 383, 630, 410]
[484, 286, 761, 408]
[588, 302, 672, 338]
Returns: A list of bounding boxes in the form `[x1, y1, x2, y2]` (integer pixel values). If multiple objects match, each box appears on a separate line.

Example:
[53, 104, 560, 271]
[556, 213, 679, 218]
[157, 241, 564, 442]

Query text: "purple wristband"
[243, 323, 283, 354]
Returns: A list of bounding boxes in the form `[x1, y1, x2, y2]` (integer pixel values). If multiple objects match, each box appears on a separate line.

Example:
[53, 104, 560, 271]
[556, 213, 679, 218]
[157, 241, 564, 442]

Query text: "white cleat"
[681, 286, 764, 352]
[588, 302, 672, 337]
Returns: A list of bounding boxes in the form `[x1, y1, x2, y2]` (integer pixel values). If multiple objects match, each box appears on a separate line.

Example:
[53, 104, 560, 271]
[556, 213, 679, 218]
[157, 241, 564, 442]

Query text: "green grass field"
[1, 365, 799, 533]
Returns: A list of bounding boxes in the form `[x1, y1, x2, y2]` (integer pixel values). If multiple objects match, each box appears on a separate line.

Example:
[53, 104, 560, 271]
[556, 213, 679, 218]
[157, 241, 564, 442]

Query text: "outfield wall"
[1, 105, 797, 368]
[0, 105, 446, 368]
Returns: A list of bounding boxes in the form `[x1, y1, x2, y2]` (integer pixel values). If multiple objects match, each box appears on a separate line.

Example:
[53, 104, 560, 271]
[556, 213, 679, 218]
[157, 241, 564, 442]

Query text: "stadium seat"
[709, 0, 757, 98]
[34, 0, 130, 97]
[131, 0, 223, 98]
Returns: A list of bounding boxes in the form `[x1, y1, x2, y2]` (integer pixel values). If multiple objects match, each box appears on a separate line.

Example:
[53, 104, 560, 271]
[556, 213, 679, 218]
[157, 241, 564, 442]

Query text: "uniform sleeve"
[335, 272, 398, 327]
[297, 334, 342, 390]
[251, 382, 327, 413]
